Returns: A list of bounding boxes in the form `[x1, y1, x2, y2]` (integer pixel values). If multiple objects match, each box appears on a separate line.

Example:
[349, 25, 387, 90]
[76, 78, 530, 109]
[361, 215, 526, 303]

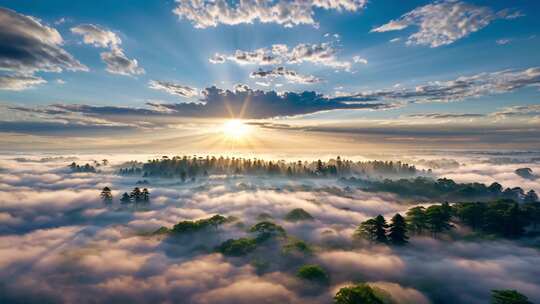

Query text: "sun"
[222, 119, 251, 140]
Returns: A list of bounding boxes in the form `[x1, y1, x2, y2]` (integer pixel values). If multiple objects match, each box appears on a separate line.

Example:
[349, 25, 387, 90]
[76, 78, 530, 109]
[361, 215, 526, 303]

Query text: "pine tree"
[355, 218, 377, 241]
[120, 192, 131, 204]
[406, 206, 427, 235]
[374, 215, 388, 243]
[388, 213, 408, 245]
[100, 187, 113, 204]
[130, 187, 142, 203]
[142, 188, 150, 203]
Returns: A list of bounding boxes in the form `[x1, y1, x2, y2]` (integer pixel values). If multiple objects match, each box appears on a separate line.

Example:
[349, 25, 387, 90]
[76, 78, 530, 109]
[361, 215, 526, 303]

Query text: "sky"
[0, 0, 539, 153]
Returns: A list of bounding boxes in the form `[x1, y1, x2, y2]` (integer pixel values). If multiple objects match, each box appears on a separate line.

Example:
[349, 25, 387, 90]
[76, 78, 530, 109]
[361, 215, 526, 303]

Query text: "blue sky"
[0, 0, 539, 151]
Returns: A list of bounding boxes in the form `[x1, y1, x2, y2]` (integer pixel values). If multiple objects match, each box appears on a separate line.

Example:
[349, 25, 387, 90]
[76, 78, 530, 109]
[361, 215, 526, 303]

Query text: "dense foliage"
[118, 155, 422, 180]
[491, 289, 532, 304]
[344, 176, 539, 203]
[334, 284, 384, 304]
[216, 238, 258, 256]
[297, 264, 329, 284]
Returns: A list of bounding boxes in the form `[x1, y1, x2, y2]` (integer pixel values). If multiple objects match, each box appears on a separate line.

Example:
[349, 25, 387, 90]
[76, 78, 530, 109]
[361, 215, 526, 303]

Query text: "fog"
[0, 153, 539, 303]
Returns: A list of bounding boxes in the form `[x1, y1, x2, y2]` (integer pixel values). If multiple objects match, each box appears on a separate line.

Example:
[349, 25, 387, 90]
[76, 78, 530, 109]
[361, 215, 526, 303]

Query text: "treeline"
[68, 162, 96, 173]
[343, 176, 539, 203]
[357, 199, 540, 243]
[118, 155, 423, 180]
[99, 187, 151, 204]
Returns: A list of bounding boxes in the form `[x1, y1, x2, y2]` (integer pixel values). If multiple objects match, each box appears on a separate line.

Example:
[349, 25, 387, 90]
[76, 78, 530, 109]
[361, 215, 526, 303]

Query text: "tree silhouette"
[524, 190, 538, 203]
[142, 188, 150, 203]
[388, 213, 408, 245]
[120, 192, 131, 204]
[491, 289, 532, 304]
[130, 187, 143, 203]
[100, 187, 113, 204]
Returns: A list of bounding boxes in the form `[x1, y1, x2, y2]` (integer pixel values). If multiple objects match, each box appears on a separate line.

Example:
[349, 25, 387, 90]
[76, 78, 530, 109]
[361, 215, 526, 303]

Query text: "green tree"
[120, 192, 131, 204]
[249, 221, 286, 241]
[388, 213, 408, 245]
[406, 206, 427, 235]
[491, 289, 532, 304]
[100, 187, 113, 204]
[356, 215, 388, 243]
[334, 284, 384, 304]
[425, 205, 452, 236]
[297, 264, 329, 284]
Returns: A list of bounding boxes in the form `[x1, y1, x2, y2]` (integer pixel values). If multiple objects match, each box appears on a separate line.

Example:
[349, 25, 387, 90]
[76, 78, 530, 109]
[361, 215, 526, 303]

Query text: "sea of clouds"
[0, 152, 539, 304]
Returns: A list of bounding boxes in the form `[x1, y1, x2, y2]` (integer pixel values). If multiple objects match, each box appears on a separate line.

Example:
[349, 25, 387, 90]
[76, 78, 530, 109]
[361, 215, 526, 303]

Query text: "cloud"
[212, 42, 354, 71]
[407, 113, 485, 119]
[71, 24, 122, 49]
[351, 67, 540, 103]
[148, 80, 199, 98]
[173, 0, 367, 28]
[7, 86, 394, 120]
[496, 39, 511, 45]
[101, 49, 144, 76]
[250, 67, 322, 84]
[0, 74, 46, 91]
[1, 154, 540, 303]
[490, 105, 540, 119]
[154, 86, 394, 118]
[372, 1, 523, 47]
[71, 23, 144, 76]
[352, 56, 368, 64]
[0, 7, 87, 74]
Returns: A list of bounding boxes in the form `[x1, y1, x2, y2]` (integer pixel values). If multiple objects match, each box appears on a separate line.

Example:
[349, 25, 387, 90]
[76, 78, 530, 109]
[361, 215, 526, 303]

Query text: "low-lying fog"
[1, 152, 539, 304]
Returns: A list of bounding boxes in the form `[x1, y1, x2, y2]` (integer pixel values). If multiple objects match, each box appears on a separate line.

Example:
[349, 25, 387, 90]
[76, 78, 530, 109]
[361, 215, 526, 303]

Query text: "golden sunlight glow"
[222, 119, 251, 140]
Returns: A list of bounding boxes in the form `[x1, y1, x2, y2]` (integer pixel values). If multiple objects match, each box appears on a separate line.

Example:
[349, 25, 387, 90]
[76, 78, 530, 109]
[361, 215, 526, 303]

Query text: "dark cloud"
[0, 7, 87, 73]
[0, 121, 133, 135]
[250, 67, 322, 84]
[155, 86, 394, 118]
[9, 87, 395, 119]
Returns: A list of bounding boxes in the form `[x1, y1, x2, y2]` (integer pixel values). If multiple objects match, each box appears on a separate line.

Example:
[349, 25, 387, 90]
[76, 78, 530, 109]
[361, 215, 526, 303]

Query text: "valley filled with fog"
[1, 152, 539, 304]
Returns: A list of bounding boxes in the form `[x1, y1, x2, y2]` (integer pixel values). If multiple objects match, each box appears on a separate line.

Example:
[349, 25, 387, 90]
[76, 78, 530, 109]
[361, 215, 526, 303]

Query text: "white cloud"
[352, 56, 368, 64]
[173, 0, 367, 28]
[211, 42, 353, 71]
[372, 1, 523, 47]
[71, 24, 122, 49]
[71, 24, 144, 76]
[149, 80, 199, 98]
[0, 74, 46, 91]
[101, 49, 145, 76]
